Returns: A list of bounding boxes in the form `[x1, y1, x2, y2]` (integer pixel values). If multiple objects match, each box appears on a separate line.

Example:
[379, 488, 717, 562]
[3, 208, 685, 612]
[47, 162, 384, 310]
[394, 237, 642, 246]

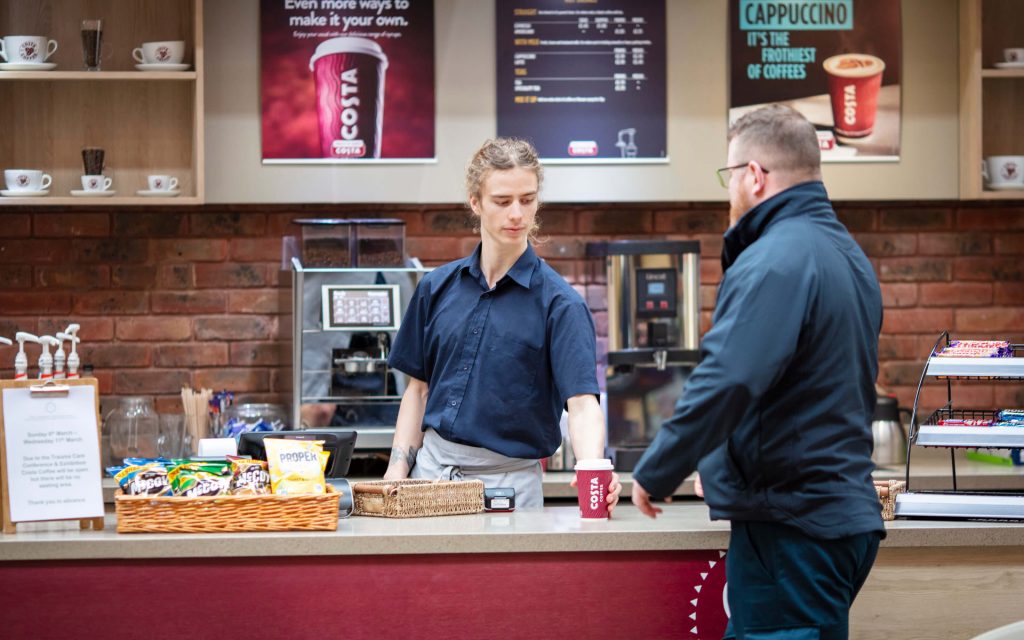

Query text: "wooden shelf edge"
[0, 71, 196, 81]
[981, 69, 1024, 78]
[0, 196, 202, 206]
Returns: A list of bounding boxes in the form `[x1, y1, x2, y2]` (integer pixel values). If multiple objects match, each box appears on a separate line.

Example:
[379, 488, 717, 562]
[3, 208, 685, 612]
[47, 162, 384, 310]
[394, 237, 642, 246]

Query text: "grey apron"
[410, 428, 544, 509]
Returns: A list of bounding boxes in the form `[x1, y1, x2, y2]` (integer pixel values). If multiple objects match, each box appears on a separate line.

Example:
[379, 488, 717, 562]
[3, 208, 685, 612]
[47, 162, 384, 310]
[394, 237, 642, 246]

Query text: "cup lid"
[309, 36, 387, 71]
[574, 458, 613, 471]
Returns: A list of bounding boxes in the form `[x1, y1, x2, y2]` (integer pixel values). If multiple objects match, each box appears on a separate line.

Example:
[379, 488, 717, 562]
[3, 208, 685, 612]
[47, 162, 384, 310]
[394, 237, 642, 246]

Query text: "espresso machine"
[587, 240, 701, 471]
[290, 219, 430, 450]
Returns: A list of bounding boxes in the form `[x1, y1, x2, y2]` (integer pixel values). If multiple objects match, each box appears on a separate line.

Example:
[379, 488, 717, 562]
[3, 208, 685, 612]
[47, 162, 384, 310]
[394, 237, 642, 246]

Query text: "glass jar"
[222, 403, 289, 438]
[106, 397, 160, 461]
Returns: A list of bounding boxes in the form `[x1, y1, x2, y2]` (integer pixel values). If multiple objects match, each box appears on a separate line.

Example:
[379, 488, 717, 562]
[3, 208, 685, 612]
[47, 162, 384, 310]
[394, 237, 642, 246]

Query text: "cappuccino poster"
[729, 0, 901, 162]
[260, 0, 435, 163]
[495, 0, 667, 163]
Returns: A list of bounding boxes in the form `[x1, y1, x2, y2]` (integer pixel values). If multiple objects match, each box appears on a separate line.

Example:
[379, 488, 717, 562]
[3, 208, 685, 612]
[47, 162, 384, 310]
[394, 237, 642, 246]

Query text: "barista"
[383, 138, 621, 510]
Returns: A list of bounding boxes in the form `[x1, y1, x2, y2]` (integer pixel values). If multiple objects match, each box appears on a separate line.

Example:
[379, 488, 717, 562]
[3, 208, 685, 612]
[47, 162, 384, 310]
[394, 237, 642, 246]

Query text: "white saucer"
[0, 62, 57, 71]
[135, 63, 190, 71]
[994, 61, 1024, 69]
[70, 190, 116, 197]
[0, 189, 49, 197]
[136, 189, 181, 197]
[985, 183, 1024, 191]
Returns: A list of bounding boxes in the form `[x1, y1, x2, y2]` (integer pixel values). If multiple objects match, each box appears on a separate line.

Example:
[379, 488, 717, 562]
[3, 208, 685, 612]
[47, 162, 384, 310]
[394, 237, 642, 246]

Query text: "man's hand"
[694, 472, 704, 499]
[570, 471, 623, 516]
[632, 480, 670, 519]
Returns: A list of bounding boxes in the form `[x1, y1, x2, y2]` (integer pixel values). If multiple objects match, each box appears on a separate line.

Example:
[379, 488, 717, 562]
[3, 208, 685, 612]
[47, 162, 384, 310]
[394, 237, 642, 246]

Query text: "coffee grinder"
[586, 240, 701, 471]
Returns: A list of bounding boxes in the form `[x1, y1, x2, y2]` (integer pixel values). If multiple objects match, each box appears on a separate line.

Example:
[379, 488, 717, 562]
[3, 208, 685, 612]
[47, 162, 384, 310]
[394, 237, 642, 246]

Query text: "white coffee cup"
[0, 36, 58, 63]
[147, 175, 178, 191]
[982, 156, 1024, 186]
[5, 169, 52, 191]
[82, 174, 112, 191]
[132, 40, 185, 65]
[1005, 48, 1024, 63]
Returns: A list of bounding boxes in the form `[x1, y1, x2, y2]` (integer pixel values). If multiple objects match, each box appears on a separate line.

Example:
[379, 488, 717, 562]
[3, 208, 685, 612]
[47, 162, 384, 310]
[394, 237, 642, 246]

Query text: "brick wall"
[0, 201, 1022, 418]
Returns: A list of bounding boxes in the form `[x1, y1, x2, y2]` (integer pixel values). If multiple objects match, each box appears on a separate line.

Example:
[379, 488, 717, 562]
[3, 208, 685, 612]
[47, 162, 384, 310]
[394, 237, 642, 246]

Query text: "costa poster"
[260, 0, 435, 163]
[729, 0, 901, 162]
[495, 0, 667, 163]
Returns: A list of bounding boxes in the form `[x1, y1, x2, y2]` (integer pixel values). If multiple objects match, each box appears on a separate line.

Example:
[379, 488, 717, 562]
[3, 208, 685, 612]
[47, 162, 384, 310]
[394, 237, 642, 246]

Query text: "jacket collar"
[461, 242, 538, 290]
[721, 180, 830, 272]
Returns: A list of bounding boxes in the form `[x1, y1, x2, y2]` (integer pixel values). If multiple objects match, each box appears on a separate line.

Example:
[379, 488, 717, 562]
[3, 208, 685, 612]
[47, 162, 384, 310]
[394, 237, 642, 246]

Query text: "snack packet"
[169, 461, 232, 498]
[264, 438, 329, 496]
[228, 456, 271, 495]
[114, 463, 172, 496]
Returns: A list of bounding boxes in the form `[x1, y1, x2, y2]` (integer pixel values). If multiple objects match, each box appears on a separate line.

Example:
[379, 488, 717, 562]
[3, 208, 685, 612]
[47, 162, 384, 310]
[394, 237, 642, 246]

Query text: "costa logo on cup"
[156, 46, 171, 62]
[823, 54, 885, 138]
[1002, 162, 1020, 181]
[568, 140, 599, 157]
[20, 42, 37, 60]
[309, 37, 388, 159]
[17, 175, 28, 186]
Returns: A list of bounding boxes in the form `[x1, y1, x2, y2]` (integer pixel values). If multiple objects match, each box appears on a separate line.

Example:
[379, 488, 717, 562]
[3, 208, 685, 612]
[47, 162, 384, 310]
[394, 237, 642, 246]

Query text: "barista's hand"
[632, 481, 670, 519]
[571, 471, 623, 516]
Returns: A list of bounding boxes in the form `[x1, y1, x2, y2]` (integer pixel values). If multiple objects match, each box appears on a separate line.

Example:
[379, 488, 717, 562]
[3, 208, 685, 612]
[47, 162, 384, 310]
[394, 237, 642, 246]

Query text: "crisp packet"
[263, 438, 329, 496]
[228, 457, 271, 495]
[114, 463, 172, 496]
[169, 461, 232, 498]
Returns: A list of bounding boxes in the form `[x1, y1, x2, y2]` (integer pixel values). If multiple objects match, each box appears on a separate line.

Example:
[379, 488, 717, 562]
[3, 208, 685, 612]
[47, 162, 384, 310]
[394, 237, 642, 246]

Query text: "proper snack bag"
[263, 438, 329, 495]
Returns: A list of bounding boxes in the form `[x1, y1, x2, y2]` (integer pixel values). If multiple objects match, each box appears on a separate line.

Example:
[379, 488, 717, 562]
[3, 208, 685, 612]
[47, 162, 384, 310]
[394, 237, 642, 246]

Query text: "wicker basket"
[114, 485, 341, 533]
[874, 479, 907, 521]
[351, 479, 484, 518]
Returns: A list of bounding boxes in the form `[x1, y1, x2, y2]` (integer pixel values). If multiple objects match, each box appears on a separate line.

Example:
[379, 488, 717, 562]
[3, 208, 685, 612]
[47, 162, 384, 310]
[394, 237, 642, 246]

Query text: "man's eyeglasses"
[715, 162, 770, 189]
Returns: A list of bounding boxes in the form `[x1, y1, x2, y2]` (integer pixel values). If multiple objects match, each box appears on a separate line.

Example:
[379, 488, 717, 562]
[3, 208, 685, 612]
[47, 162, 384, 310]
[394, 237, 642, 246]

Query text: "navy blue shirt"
[388, 243, 600, 459]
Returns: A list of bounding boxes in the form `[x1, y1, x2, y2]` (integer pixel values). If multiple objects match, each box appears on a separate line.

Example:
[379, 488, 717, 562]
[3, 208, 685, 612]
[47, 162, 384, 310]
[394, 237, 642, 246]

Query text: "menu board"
[729, 0, 902, 162]
[260, 0, 435, 163]
[496, 0, 667, 162]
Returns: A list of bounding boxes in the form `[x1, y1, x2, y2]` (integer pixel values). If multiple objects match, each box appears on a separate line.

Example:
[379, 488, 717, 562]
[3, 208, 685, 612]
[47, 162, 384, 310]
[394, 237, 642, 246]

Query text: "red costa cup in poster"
[823, 53, 885, 138]
[574, 458, 613, 518]
[309, 37, 388, 159]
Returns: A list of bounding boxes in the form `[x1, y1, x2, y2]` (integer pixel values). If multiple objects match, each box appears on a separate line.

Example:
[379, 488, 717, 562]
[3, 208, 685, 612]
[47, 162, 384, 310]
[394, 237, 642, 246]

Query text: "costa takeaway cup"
[574, 458, 613, 519]
[822, 53, 885, 138]
[309, 36, 388, 159]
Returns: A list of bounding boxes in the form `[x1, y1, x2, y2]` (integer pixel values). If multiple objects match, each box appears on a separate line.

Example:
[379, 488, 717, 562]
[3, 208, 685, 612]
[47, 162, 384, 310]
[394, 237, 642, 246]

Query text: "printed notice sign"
[496, 0, 667, 162]
[2, 386, 103, 522]
[729, 0, 902, 162]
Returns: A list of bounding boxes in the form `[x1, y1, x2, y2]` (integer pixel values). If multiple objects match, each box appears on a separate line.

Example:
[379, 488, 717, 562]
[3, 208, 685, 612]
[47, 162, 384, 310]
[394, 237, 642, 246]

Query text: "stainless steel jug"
[871, 395, 910, 466]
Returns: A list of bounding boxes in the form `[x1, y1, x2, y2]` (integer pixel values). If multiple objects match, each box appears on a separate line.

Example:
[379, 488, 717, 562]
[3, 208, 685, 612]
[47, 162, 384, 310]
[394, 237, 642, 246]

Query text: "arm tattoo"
[389, 445, 419, 469]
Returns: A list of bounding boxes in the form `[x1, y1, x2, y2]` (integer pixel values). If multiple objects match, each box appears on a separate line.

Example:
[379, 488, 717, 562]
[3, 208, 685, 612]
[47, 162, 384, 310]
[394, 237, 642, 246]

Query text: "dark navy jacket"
[633, 181, 885, 539]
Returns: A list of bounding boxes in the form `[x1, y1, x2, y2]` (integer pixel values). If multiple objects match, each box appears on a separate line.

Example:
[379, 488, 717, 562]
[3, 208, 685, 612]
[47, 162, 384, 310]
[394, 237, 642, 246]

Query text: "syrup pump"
[53, 334, 67, 380]
[0, 337, 11, 376]
[57, 324, 80, 380]
[60, 327, 82, 379]
[37, 336, 60, 380]
[14, 332, 40, 380]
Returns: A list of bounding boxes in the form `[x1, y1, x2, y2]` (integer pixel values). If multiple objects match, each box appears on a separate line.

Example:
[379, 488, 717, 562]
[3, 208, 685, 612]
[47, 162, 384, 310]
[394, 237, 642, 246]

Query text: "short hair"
[465, 138, 543, 200]
[728, 105, 821, 175]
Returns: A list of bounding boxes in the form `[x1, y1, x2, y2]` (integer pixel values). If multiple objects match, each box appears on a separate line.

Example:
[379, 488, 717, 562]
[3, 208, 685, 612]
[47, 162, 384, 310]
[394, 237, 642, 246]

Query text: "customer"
[631, 105, 884, 638]
[384, 138, 621, 511]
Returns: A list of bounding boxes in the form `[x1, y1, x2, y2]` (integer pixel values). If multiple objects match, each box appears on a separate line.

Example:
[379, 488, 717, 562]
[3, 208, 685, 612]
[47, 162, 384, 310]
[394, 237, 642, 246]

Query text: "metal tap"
[653, 349, 668, 371]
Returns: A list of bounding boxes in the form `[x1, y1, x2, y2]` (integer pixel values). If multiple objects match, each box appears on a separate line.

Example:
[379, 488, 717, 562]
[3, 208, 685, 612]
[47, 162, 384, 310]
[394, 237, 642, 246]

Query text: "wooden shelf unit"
[960, 0, 1024, 199]
[0, 0, 204, 206]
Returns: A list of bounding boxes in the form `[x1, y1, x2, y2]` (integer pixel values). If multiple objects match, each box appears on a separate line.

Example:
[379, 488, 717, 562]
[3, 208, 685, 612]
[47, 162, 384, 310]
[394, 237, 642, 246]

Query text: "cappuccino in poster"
[729, 0, 901, 162]
[260, 0, 435, 162]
